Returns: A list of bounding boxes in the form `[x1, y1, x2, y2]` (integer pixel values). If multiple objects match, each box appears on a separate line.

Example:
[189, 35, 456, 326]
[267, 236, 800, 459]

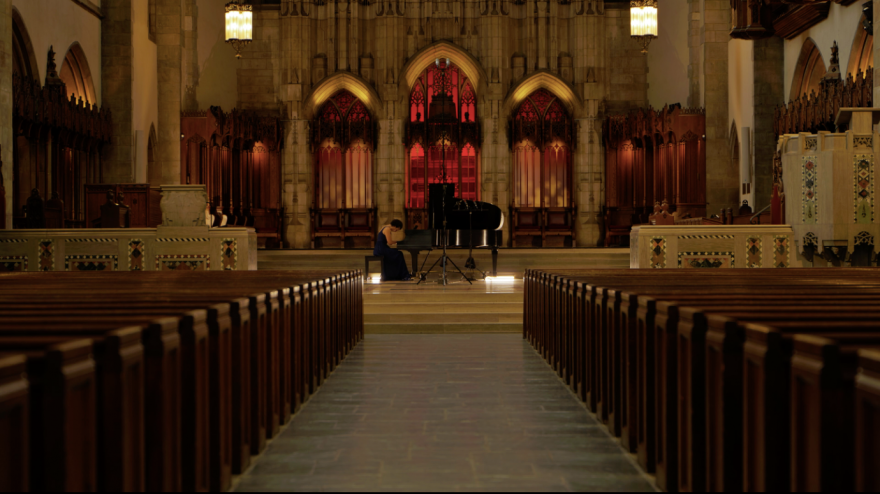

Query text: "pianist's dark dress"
[374, 228, 411, 281]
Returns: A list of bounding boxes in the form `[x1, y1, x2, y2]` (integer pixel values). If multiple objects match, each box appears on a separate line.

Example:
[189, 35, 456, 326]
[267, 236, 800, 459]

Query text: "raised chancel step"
[363, 281, 523, 334]
[258, 247, 630, 275]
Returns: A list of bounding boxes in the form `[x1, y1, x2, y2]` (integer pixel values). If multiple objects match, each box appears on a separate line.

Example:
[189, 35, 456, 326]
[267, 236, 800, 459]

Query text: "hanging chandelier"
[630, 0, 658, 54]
[225, 2, 253, 59]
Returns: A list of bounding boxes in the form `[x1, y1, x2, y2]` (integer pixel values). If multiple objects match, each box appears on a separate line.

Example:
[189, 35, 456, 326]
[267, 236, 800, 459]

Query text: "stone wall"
[753, 37, 784, 210]
[221, 1, 654, 248]
[701, 0, 738, 212]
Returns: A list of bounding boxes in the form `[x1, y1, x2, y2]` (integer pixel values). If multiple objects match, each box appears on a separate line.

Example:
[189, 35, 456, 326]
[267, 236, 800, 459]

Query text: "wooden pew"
[0, 354, 29, 492]
[0, 270, 363, 493]
[855, 348, 880, 492]
[0, 337, 97, 492]
[523, 268, 880, 493]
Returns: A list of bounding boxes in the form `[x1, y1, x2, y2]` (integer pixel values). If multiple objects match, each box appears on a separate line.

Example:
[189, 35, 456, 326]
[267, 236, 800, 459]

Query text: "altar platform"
[258, 247, 630, 277]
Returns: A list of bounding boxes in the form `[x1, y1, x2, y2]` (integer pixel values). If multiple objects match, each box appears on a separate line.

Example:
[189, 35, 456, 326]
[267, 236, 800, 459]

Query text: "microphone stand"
[420, 184, 472, 286]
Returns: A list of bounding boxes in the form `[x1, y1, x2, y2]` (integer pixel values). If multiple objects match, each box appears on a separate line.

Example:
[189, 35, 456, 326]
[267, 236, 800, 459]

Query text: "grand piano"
[397, 184, 504, 279]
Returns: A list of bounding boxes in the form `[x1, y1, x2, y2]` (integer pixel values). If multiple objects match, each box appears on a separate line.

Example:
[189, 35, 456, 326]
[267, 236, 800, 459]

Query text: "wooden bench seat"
[0, 269, 363, 494]
[854, 348, 880, 491]
[0, 337, 96, 492]
[0, 354, 29, 492]
[524, 268, 880, 493]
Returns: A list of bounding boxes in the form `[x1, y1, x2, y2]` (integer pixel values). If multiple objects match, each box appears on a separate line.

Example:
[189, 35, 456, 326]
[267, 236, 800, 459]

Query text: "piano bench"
[365, 255, 385, 281]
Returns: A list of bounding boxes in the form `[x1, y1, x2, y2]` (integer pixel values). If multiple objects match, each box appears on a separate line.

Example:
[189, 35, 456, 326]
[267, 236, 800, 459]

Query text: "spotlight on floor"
[370, 274, 382, 284]
[485, 276, 515, 283]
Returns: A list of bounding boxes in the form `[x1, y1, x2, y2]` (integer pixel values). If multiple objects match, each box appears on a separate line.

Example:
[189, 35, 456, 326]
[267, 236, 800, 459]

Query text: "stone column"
[183, 0, 199, 111]
[687, 0, 701, 107]
[577, 12, 605, 247]
[701, 1, 737, 212]
[156, 0, 183, 185]
[101, 0, 135, 184]
[0, 0, 11, 228]
[753, 37, 784, 209]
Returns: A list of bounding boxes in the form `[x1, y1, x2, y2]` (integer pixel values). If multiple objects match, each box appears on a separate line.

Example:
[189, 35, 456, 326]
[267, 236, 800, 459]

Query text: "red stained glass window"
[407, 60, 480, 209]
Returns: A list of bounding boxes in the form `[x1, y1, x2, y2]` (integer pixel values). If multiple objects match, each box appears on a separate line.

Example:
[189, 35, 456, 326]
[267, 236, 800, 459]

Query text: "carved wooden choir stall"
[310, 90, 378, 248]
[11, 53, 113, 229]
[181, 107, 283, 247]
[602, 106, 707, 246]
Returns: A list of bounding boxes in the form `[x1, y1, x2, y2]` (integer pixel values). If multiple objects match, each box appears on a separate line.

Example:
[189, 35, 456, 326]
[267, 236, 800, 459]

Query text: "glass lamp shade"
[225, 9, 240, 41]
[225, 2, 253, 42]
[239, 9, 253, 41]
[630, 3, 658, 37]
[225, 2, 253, 58]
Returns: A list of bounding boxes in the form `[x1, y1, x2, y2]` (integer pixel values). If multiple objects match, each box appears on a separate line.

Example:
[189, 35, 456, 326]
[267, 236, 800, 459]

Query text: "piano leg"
[492, 248, 498, 277]
[408, 249, 419, 278]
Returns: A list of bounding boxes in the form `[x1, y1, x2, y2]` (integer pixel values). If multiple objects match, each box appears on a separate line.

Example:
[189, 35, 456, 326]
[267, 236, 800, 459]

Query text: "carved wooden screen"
[313, 91, 374, 209]
[508, 89, 575, 247]
[11, 75, 110, 228]
[602, 107, 706, 246]
[405, 60, 481, 226]
[181, 109, 283, 246]
[309, 90, 376, 247]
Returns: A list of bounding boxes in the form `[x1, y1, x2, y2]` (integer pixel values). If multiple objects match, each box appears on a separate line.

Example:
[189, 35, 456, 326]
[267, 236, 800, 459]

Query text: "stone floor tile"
[233, 335, 654, 492]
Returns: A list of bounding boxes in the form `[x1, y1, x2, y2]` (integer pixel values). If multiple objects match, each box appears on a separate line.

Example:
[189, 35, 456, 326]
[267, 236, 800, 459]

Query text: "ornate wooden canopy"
[507, 88, 575, 150]
[404, 60, 481, 149]
[309, 90, 376, 151]
[730, 0, 863, 41]
[13, 74, 112, 145]
[603, 105, 705, 149]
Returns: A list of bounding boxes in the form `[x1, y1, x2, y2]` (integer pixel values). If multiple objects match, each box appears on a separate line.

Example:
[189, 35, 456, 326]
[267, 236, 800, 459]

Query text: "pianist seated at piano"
[374, 219, 413, 281]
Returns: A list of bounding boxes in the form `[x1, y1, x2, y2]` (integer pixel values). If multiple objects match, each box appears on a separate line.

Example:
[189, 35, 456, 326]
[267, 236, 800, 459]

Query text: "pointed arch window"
[508, 89, 576, 247]
[310, 90, 376, 247]
[405, 59, 481, 227]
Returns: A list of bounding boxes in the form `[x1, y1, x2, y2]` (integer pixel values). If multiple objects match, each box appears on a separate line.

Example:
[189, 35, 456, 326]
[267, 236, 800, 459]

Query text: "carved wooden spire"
[45, 46, 64, 87]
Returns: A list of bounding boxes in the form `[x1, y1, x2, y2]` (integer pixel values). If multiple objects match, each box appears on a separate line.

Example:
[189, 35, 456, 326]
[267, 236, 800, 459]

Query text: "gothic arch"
[11, 8, 38, 80]
[847, 16, 873, 77]
[789, 38, 826, 102]
[401, 41, 488, 97]
[59, 42, 97, 105]
[503, 70, 583, 119]
[302, 72, 383, 121]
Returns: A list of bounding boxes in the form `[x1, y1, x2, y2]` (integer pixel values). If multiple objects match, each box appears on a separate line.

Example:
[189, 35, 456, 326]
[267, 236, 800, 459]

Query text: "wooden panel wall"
[181, 109, 283, 247]
[603, 106, 706, 244]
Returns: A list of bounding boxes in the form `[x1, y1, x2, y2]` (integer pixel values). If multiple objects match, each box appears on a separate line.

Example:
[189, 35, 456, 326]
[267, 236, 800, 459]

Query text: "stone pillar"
[753, 37, 784, 209]
[183, 0, 199, 111]
[577, 12, 605, 248]
[687, 0, 701, 107]
[157, 0, 183, 185]
[101, 0, 135, 184]
[0, 0, 11, 228]
[701, 2, 738, 211]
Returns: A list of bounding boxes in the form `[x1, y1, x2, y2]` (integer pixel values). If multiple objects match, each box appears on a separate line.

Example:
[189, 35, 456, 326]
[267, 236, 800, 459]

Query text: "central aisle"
[234, 335, 654, 492]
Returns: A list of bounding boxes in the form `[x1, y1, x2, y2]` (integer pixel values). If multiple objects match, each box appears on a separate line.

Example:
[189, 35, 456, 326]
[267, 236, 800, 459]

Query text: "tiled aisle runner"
[234, 334, 654, 492]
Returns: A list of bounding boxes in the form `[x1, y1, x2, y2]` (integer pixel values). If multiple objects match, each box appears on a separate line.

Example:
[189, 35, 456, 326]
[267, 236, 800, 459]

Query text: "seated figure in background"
[374, 219, 412, 281]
